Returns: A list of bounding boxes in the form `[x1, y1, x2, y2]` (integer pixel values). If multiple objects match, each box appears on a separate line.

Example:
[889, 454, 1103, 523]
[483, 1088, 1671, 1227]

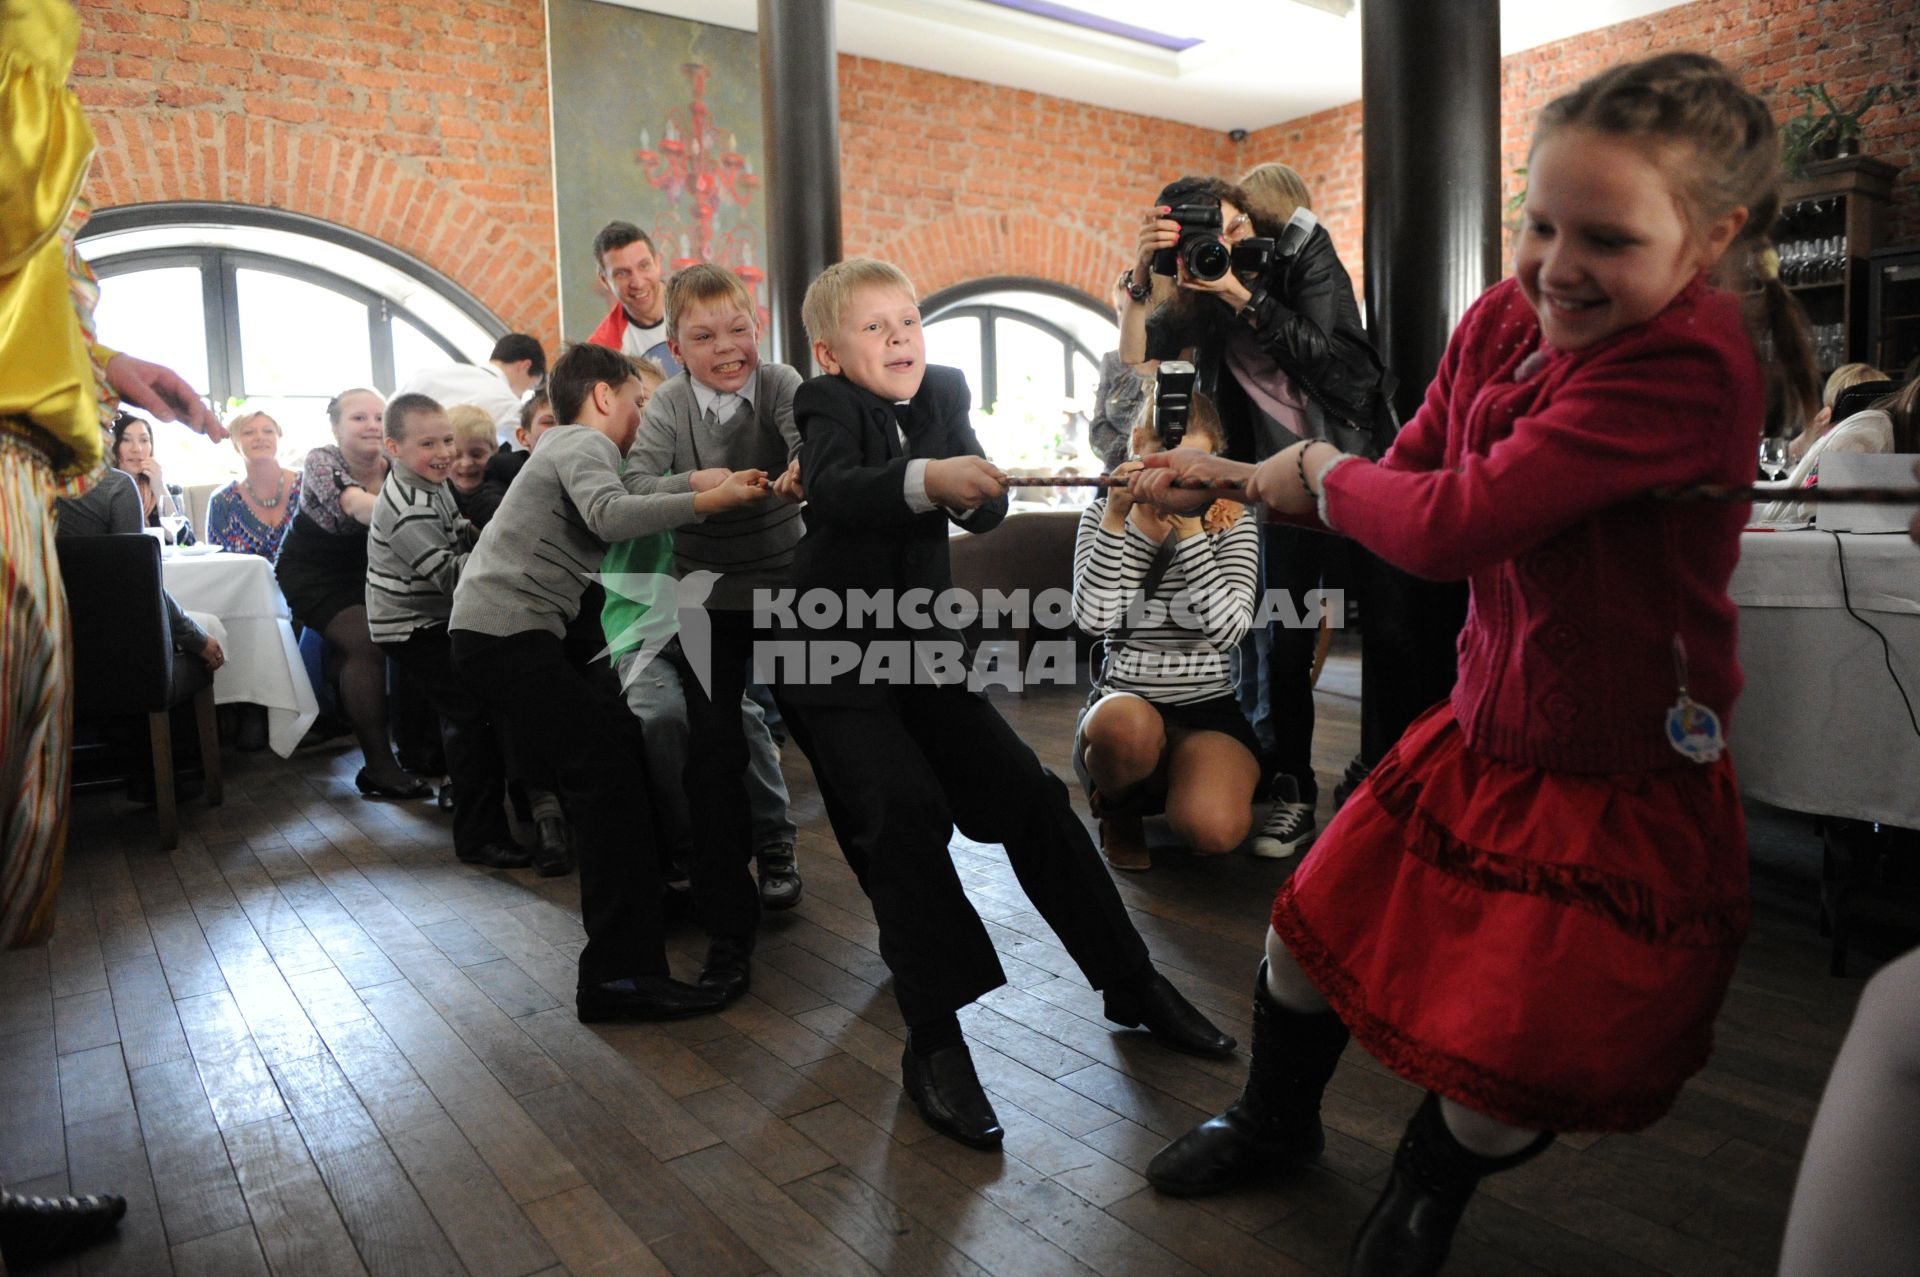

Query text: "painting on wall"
[547, 0, 767, 342]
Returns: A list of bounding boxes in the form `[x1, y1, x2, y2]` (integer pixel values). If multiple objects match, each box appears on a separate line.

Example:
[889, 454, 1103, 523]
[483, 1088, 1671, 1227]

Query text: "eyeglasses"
[1224, 214, 1250, 236]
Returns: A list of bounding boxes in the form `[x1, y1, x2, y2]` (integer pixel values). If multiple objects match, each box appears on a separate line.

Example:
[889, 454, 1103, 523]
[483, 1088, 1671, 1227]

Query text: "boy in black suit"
[779, 258, 1234, 1150]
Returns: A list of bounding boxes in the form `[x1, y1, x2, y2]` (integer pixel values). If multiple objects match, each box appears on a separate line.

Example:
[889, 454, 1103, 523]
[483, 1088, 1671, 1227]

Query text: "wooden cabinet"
[1867, 245, 1920, 378]
[1776, 156, 1898, 375]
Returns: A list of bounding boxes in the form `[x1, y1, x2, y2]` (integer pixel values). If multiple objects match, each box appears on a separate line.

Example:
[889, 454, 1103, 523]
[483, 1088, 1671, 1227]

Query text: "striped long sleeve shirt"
[367, 463, 474, 642]
[1071, 499, 1259, 704]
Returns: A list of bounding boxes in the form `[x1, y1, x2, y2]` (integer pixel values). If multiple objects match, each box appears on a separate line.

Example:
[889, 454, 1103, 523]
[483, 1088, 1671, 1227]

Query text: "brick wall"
[72, 0, 560, 348]
[838, 54, 1236, 304]
[67, 0, 1917, 348]
[1241, 0, 1920, 302]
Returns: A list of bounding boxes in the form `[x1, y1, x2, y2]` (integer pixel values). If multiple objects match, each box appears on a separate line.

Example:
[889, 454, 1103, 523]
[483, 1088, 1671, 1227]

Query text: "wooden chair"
[57, 534, 223, 849]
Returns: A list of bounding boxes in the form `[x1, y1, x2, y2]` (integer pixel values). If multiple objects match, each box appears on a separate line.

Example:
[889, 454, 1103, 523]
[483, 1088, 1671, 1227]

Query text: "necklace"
[245, 470, 285, 509]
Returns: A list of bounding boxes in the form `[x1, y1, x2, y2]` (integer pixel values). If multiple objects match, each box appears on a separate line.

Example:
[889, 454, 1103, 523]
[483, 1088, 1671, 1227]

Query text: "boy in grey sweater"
[619, 264, 808, 1001]
[450, 343, 770, 1023]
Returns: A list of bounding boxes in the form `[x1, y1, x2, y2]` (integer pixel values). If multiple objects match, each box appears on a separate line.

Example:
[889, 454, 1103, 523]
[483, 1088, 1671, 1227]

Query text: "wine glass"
[1758, 437, 1790, 482]
[159, 512, 188, 546]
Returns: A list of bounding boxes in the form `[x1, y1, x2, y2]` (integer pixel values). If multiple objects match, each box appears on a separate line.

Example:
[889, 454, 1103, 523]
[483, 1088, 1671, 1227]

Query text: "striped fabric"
[367, 466, 470, 643]
[1070, 499, 1260, 705]
[1, 425, 74, 948]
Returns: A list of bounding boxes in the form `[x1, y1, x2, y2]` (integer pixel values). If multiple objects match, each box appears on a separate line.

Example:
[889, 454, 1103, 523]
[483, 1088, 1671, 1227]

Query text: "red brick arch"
[864, 212, 1119, 306]
[82, 109, 558, 346]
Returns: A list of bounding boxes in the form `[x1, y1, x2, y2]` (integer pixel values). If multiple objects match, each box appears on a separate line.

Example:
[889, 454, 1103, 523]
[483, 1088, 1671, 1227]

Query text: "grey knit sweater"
[449, 425, 700, 639]
[625, 364, 803, 610]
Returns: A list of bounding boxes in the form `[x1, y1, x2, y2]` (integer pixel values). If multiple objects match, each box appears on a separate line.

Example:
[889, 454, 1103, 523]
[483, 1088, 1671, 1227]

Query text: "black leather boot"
[1147, 959, 1350, 1195]
[1348, 1091, 1554, 1276]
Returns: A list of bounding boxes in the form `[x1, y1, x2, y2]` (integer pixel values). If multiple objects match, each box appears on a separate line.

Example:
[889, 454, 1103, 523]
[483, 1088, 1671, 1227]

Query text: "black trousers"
[451, 629, 666, 987]
[674, 609, 761, 943]
[384, 626, 510, 856]
[782, 685, 1152, 1025]
[1262, 522, 1335, 804]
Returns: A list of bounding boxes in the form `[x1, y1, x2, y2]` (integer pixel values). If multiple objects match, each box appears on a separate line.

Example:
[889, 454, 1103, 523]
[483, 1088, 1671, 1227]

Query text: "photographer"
[1118, 168, 1396, 857]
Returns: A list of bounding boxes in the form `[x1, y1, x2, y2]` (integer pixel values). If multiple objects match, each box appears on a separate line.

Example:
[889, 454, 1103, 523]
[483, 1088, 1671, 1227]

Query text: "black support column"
[758, 0, 842, 371]
[1361, 0, 1502, 414]
[1346, 0, 1500, 773]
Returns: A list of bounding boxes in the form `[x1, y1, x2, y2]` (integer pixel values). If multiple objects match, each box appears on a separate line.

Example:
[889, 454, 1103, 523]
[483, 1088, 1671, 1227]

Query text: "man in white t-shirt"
[395, 334, 546, 446]
[585, 221, 681, 376]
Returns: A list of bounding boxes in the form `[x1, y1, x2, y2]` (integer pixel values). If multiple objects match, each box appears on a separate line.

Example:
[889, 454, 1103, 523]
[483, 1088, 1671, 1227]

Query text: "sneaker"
[756, 844, 802, 911]
[1251, 776, 1316, 859]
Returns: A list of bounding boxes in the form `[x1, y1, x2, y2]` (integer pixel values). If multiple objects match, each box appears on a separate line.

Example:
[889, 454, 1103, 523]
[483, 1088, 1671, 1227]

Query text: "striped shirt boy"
[367, 462, 474, 642]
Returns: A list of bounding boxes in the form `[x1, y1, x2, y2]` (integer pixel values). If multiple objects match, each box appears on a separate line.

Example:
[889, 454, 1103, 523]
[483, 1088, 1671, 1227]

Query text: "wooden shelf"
[1774, 156, 1902, 387]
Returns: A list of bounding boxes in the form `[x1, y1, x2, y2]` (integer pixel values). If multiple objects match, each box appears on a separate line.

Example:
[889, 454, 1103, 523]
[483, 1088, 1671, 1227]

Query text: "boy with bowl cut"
[778, 258, 1235, 1150]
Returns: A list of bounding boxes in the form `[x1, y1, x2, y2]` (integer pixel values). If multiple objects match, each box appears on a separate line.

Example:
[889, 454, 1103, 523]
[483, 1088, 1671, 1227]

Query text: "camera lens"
[1184, 237, 1230, 282]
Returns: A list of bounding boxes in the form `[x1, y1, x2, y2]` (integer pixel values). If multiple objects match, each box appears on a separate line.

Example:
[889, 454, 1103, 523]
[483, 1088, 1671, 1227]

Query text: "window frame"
[91, 246, 466, 404]
[921, 276, 1111, 414]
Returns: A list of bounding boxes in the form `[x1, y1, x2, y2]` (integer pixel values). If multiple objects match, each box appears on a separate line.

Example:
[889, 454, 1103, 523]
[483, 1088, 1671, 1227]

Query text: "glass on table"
[1758, 437, 1790, 482]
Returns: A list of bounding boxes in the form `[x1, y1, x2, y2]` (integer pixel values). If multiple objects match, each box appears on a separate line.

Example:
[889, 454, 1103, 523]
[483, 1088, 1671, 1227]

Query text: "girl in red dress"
[1133, 53, 1819, 1275]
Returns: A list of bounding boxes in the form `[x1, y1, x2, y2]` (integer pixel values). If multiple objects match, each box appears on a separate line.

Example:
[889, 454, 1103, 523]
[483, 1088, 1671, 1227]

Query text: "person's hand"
[771, 458, 805, 505]
[924, 456, 1008, 511]
[136, 455, 165, 489]
[1170, 512, 1206, 540]
[1136, 206, 1179, 278]
[199, 636, 226, 673]
[1103, 459, 1144, 526]
[104, 354, 226, 441]
[1132, 448, 1251, 513]
[688, 467, 729, 493]
[1179, 260, 1253, 310]
[698, 468, 771, 513]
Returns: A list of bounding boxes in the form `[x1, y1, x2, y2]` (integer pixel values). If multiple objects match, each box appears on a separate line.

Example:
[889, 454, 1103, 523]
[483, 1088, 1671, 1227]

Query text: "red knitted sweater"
[1323, 277, 1762, 773]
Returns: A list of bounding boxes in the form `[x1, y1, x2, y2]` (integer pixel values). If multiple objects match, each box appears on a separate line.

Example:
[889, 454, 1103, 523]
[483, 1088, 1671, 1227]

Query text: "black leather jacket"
[1146, 219, 1397, 461]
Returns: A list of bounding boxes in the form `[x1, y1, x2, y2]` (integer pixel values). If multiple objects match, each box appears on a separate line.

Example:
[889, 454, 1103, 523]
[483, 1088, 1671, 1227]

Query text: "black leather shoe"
[699, 936, 753, 1004]
[0, 1189, 128, 1266]
[901, 1038, 1003, 1149]
[436, 782, 454, 811]
[356, 768, 431, 800]
[457, 841, 533, 869]
[756, 843, 803, 911]
[1104, 971, 1237, 1057]
[533, 817, 573, 877]
[576, 975, 729, 1023]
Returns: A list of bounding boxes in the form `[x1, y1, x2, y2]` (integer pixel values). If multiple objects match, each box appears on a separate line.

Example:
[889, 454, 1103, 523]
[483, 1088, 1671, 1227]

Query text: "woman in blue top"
[204, 410, 301, 557]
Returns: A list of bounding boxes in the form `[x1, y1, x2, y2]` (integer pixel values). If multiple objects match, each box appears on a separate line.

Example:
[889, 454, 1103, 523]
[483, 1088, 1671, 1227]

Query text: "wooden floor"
[1, 654, 1877, 1277]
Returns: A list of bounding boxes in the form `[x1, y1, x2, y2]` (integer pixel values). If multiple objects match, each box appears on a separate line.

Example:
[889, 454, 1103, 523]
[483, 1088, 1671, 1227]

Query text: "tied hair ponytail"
[1538, 52, 1822, 430]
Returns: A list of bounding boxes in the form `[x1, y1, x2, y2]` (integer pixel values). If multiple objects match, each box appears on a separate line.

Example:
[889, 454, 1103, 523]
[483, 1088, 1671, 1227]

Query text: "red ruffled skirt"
[1272, 703, 1749, 1132]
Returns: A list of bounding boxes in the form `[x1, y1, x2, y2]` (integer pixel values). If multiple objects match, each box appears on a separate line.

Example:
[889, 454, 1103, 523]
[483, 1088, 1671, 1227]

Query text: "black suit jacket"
[784, 365, 1008, 704]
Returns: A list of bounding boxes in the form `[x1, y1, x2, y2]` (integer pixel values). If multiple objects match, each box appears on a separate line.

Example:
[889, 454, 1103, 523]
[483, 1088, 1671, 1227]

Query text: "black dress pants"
[383, 626, 510, 856]
[451, 629, 666, 987]
[1262, 522, 1335, 804]
[782, 685, 1152, 1025]
[674, 609, 761, 943]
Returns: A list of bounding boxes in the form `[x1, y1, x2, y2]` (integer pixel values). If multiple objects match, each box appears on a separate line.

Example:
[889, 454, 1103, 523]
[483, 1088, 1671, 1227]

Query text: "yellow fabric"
[0, 0, 101, 478]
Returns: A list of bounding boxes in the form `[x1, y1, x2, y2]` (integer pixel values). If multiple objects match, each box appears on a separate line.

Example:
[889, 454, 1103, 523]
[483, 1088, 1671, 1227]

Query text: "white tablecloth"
[162, 550, 318, 757]
[1729, 529, 1920, 827]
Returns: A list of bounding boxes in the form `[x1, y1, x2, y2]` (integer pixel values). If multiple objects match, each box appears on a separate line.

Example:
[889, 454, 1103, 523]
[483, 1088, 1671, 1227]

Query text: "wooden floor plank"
[666, 1142, 883, 1277]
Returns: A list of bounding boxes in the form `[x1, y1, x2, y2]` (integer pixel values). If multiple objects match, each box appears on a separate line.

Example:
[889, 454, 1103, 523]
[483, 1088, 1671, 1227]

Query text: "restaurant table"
[1728, 527, 1920, 829]
[161, 547, 319, 757]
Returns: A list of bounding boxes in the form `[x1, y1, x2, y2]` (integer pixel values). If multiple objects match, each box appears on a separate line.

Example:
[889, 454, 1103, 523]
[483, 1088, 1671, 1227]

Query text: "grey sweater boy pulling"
[450, 425, 700, 639]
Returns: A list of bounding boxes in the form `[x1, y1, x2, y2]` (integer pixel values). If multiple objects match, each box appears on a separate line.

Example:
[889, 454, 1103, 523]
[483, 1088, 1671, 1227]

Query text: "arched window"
[78, 203, 505, 486]
[922, 279, 1117, 484]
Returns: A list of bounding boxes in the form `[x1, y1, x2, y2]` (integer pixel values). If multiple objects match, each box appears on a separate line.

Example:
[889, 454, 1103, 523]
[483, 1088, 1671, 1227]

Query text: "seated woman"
[109, 412, 192, 541]
[204, 410, 301, 557]
[1759, 376, 1916, 525]
[274, 387, 426, 798]
[1071, 390, 1261, 871]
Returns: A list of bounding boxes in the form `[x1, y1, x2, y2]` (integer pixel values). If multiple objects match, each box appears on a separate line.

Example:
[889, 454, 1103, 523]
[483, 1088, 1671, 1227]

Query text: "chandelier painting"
[634, 61, 766, 317]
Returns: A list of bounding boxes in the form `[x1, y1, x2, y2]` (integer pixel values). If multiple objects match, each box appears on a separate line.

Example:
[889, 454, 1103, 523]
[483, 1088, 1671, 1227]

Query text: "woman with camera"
[1118, 166, 1404, 859]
